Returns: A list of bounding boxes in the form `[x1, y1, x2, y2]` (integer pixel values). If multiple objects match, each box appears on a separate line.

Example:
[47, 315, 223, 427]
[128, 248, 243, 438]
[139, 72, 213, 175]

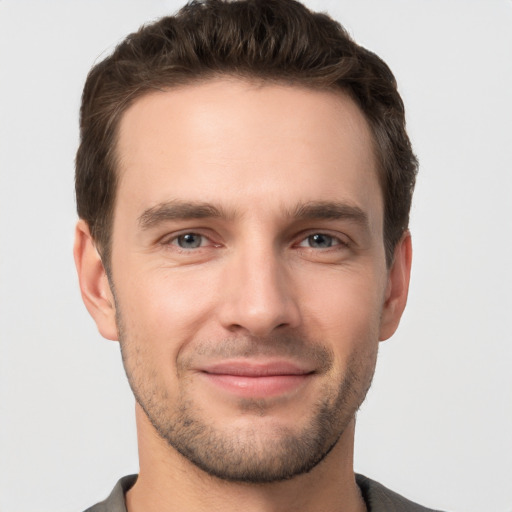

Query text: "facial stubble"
[115, 305, 378, 484]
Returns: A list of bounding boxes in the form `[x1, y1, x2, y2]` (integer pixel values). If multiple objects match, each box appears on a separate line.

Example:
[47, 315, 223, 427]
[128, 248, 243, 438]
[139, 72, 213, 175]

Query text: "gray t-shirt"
[84, 474, 445, 512]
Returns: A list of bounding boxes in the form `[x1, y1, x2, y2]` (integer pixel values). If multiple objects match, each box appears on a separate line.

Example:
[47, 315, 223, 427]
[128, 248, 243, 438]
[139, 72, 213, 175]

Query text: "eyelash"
[296, 233, 349, 250]
[162, 231, 350, 252]
[165, 232, 218, 250]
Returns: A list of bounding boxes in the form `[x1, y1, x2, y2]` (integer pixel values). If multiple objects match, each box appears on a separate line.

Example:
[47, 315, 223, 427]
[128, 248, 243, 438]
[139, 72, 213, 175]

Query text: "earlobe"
[379, 232, 413, 341]
[73, 220, 118, 341]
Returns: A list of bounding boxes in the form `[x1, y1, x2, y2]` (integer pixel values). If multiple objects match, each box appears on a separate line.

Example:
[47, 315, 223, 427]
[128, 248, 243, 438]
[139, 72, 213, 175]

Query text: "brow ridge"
[138, 199, 369, 230]
[291, 201, 369, 227]
[138, 200, 227, 230]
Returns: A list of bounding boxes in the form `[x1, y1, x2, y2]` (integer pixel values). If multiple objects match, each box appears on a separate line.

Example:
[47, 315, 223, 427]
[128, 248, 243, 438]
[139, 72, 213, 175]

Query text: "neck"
[126, 405, 366, 512]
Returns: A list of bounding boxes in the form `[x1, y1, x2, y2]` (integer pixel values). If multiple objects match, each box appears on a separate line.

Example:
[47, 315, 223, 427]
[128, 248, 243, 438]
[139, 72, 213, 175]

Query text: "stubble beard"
[116, 309, 378, 484]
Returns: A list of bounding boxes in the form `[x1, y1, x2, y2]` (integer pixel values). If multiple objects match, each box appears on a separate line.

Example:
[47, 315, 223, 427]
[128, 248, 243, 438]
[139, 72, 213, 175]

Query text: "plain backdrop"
[1, 1, 511, 511]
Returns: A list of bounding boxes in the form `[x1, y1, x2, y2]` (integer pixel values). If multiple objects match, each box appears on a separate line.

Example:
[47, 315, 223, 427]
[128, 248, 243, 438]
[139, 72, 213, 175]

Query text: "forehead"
[115, 78, 381, 227]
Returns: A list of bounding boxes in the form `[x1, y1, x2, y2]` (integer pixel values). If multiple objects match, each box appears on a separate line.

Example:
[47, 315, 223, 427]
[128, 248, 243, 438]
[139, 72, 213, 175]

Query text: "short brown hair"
[76, 0, 417, 266]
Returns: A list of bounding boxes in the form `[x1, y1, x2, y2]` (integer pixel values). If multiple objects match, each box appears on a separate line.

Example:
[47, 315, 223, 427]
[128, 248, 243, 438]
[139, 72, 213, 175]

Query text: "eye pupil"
[177, 233, 202, 249]
[309, 234, 332, 248]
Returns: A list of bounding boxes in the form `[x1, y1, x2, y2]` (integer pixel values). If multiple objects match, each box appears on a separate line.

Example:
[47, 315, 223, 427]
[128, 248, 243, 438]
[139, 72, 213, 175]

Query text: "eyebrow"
[291, 201, 369, 228]
[138, 199, 369, 230]
[138, 200, 231, 230]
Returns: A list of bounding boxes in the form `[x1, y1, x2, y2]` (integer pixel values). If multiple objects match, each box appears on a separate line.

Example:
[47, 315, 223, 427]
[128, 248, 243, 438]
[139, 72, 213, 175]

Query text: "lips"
[199, 360, 314, 398]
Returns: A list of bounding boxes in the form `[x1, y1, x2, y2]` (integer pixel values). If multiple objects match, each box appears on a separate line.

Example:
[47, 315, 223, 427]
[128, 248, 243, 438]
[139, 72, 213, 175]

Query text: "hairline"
[96, 73, 389, 270]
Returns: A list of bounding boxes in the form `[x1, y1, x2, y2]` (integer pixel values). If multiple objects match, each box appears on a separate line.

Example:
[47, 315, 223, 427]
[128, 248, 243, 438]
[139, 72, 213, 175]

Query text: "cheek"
[114, 265, 220, 353]
[297, 265, 386, 350]
[114, 269, 220, 401]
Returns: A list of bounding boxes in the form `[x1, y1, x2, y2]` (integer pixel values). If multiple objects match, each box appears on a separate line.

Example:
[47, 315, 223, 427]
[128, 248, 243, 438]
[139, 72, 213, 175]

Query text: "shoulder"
[83, 475, 137, 512]
[83, 473, 447, 512]
[356, 474, 446, 512]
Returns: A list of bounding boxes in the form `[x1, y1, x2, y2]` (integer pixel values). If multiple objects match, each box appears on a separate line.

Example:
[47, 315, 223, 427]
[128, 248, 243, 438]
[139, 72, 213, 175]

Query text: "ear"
[73, 219, 118, 341]
[379, 232, 413, 341]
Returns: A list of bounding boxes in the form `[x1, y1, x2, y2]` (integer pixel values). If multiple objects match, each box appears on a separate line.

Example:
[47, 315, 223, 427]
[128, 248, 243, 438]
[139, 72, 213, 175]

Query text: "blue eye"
[174, 233, 204, 249]
[305, 233, 337, 248]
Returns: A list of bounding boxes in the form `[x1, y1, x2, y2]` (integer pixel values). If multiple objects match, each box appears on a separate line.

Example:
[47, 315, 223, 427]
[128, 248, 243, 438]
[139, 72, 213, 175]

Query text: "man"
[73, 0, 442, 510]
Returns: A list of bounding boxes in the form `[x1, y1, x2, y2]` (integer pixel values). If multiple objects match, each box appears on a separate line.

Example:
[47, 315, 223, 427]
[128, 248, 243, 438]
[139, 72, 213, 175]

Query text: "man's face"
[91, 79, 408, 482]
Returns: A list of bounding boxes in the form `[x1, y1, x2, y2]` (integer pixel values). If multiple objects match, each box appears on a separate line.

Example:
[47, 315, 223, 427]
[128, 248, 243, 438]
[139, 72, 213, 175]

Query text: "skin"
[74, 78, 412, 512]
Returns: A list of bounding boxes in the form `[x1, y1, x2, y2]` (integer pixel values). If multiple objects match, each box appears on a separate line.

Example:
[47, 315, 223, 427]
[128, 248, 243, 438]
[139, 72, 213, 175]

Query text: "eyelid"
[160, 229, 220, 248]
[157, 228, 351, 251]
[294, 230, 351, 248]
[170, 233, 208, 248]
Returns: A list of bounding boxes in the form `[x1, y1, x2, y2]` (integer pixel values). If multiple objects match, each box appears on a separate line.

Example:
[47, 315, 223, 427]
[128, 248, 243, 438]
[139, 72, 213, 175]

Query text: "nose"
[217, 245, 301, 338]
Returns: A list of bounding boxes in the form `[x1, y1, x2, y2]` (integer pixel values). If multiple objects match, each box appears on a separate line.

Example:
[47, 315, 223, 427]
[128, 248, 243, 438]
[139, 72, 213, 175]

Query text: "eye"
[298, 233, 342, 249]
[172, 233, 206, 249]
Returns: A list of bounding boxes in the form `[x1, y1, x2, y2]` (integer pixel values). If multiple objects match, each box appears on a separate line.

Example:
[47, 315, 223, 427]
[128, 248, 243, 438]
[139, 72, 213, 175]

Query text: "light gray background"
[1, 1, 511, 511]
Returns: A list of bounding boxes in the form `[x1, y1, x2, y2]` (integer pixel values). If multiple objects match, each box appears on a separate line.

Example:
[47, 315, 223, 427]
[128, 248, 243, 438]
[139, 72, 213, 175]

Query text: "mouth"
[198, 360, 315, 398]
